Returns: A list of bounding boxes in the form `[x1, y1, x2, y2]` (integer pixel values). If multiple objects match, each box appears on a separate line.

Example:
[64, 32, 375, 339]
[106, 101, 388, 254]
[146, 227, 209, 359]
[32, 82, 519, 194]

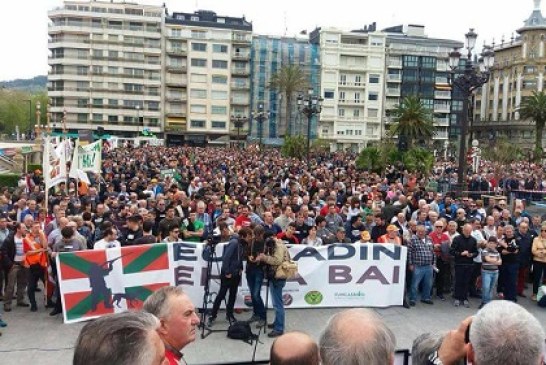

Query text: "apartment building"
[310, 26, 387, 152]
[249, 35, 320, 141]
[383, 25, 463, 148]
[48, 1, 164, 137]
[163, 10, 252, 146]
[473, 0, 546, 149]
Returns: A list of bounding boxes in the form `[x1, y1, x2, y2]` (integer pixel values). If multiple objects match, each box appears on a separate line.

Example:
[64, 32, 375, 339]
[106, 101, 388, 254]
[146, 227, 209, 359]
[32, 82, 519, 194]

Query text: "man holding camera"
[207, 226, 253, 327]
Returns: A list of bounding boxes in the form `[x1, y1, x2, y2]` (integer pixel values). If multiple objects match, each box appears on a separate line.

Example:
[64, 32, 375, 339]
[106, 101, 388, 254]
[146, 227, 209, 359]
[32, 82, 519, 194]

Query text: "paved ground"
[0, 288, 545, 365]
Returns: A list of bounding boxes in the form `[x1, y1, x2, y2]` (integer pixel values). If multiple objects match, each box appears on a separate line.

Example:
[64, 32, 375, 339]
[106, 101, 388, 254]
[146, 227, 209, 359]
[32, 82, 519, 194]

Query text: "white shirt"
[93, 239, 121, 250]
[14, 236, 24, 262]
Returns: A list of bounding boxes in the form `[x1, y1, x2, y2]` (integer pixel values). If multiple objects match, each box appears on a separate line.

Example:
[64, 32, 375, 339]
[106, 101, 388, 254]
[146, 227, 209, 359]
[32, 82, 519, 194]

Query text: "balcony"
[434, 90, 451, 99]
[387, 74, 402, 82]
[434, 104, 450, 113]
[166, 48, 187, 56]
[231, 97, 250, 106]
[433, 117, 450, 127]
[232, 52, 250, 60]
[338, 99, 364, 106]
[338, 82, 365, 88]
[388, 59, 402, 68]
[232, 34, 251, 44]
[231, 67, 250, 76]
[166, 64, 187, 73]
[231, 82, 250, 90]
[166, 77, 187, 86]
[386, 88, 400, 96]
[166, 94, 187, 102]
[166, 111, 186, 118]
[435, 77, 449, 84]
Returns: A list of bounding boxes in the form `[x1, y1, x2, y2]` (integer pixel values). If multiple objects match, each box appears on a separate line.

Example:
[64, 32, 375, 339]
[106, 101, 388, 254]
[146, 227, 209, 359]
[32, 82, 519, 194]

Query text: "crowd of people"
[0, 144, 545, 344]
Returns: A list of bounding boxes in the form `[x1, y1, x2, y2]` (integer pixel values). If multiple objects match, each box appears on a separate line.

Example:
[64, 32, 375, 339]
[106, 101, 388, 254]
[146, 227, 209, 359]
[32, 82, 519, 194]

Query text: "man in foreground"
[143, 286, 201, 365]
[431, 300, 544, 365]
[73, 311, 168, 365]
[320, 308, 396, 365]
[270, 331, 320, 365]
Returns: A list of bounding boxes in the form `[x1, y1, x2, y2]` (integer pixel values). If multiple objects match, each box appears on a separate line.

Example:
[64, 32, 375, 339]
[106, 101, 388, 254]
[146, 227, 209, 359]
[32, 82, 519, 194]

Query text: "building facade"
[163, 10, 252, 146]
[473, 0, 546, 149]
[249, 35, 320, 141]
[48, 1, 164, 137]
[311, 26, 387, 152]
[383, 25, 464, 150]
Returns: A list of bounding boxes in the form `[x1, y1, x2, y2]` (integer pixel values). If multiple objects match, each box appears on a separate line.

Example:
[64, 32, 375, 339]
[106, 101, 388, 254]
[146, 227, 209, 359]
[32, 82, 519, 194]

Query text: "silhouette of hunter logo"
[88, 254, 130, 311]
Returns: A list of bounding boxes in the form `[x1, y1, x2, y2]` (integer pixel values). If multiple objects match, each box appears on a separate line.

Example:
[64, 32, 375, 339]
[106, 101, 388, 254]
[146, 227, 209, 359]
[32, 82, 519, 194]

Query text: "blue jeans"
[481, 270, 499, 304]
[270, 279, 286, 332]
[246, 265, 265, 320]
[410, 265, 433, 302]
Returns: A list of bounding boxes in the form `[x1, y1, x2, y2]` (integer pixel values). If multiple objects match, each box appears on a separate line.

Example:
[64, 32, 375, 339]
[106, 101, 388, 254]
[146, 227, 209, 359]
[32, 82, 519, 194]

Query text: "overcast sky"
[0, 0, 537, 81]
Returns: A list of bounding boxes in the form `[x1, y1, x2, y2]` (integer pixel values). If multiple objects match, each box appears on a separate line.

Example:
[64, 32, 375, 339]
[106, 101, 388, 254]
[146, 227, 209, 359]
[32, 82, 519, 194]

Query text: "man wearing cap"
[377, 225, 402, 245]
[121, 215, 143, 246]
[334, 227, 351, 244]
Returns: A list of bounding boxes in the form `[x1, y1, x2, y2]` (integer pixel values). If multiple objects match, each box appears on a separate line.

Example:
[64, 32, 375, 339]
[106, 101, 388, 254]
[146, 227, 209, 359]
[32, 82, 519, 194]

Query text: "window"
[92, 65, 102, 74]
[338, 108, 345, 117]
[212, 121, 226, 128]
[92, 98, 103, 106]
[324, 90, 334, 99]
[403, 55, 418, 67]
[77, 66, 88, 75]
[148, 87, 159, 96]
[108, 115, 118, 123]
[369, 74, 380, 84]
[92, 113, 103, 122]
[211, 106, 227, 115]
[354, 92, 361, 103]
[148, 101, 159, 111]
[368, 108, 378, 117]
[190, 16, 200, 22]
[355, 75, 362, 85]
[353, 109, 360, 117]
[190, 89, 207, 98]
[77, 113, 88, 122]
[93, 49, 103, 58]
[77, 99, 87, 107]
[191, 120, 205, 128]
[192, 43, 207, 52]
[368, 92, 378, 101]
[109, 50, 118, 59]
[191, 30, 206, 39]
[76, 81, 89, 91]
[108, 99, 117, 106]
[191, 58, 207, 67]
[190, 73, 207, 83]
[340, 74, 347, 85]
[213, 44, 228, 53]
[212, 75, 227, 84]
[190, 104, 206, 113]
[211, 90, 227, 100]
[108, 66, 118, 74]
[421, 57, 436, 69]
[212, 60, 228, 69]
[171, 29, 181, 37]
[339, 91, 346, 101]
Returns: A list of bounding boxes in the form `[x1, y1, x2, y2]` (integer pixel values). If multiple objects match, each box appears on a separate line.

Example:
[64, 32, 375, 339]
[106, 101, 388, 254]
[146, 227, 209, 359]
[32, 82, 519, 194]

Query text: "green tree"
[356, 146, 384, 173]
[482, 137, 523, 166]
[389, 96, 435, 148]
[269, 65, 308, 136]
[403, 148, 435, 177]
[0, 89, 47, 136]
[281, 135, 307, 159]
[518, 90, 546, 159]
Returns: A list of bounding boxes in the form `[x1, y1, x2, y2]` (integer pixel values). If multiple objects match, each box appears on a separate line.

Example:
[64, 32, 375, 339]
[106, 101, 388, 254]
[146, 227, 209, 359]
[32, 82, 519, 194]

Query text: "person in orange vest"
[23, 221, 48, 312]
[377, 225, 402, 245]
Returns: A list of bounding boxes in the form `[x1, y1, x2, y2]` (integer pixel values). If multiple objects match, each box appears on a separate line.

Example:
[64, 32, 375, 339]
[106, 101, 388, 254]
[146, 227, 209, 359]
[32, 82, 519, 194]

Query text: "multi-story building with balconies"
[249, 35, 321, 142]
[163, 10, 252, 146]
[48, 1, 164, 137]
[310, 26, 387, 152]
[473, 0, 546, 150]
[383, 25, 463, 150]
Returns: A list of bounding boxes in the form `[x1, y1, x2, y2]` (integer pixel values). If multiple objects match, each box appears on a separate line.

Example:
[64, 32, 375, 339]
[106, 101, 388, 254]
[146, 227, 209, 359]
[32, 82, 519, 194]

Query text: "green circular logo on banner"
[305, 291, 323, 305]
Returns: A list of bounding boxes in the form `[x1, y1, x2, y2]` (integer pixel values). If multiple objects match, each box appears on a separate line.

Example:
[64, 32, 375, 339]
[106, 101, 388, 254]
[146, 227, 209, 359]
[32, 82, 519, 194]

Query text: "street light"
[135, 105, 141, 138]
[230, 114, 249, 148]
[297, 87, 323, 162]
[448, 28, 494, 193]
[252, 102, 268, 149]
[35, 101, 42, 141]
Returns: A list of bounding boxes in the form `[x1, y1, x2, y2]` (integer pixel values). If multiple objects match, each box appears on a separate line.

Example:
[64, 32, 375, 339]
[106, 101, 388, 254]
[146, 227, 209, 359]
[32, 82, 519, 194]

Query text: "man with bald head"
[450, 223, 478, 307]
[319, 308, 396, 365]
[270, 331, 319, 365]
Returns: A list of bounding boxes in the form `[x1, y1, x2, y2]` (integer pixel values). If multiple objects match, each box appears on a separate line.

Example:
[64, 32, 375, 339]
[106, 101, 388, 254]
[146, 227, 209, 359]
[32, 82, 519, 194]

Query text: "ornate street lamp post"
[297, 88, 323, 162]
[252, 102, 268, 149]
[230, 114, 249, 148]
[448, 28, 494, 193]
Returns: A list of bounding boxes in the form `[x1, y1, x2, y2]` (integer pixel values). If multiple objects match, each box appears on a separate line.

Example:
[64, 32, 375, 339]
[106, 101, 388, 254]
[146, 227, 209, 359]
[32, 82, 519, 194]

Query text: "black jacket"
[450, 234, 478, 265]
[1, 232, 16, 269]
[221, 236, 244, 277]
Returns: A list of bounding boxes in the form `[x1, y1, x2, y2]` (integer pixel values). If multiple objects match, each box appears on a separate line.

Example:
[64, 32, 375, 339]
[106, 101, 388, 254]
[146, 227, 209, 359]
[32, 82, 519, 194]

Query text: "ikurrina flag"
[57, 244, 173, 324]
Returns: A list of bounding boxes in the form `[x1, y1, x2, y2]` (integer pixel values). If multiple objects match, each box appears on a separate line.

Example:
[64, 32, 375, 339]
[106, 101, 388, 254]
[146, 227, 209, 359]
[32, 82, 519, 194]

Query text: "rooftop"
[166, 10, 252, 31]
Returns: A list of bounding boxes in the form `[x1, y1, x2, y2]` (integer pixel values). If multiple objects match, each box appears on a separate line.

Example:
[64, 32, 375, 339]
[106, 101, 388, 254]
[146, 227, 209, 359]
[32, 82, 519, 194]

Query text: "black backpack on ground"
[227, 321, 258, 345]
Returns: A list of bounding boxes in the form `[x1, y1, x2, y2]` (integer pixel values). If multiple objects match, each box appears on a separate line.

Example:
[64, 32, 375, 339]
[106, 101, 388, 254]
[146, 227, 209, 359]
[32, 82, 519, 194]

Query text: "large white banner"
[57, 243, 406, 324]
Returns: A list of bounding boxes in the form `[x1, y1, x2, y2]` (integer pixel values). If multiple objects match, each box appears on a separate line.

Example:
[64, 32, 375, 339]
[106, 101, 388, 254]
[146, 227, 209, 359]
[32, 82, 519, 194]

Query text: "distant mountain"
[0, 76, 47, 93]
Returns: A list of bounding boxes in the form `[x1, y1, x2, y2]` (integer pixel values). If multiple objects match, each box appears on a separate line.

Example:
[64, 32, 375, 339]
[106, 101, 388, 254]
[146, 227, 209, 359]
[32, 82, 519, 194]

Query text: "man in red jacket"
[143, 286, 200, 365]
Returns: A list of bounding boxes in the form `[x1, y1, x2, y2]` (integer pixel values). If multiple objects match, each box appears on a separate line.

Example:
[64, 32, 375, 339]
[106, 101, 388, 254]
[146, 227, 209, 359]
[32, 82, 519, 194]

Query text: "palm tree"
[518, 90, 546, 160]
[269, 65, 308, 136]
[389, 96, 435, 149]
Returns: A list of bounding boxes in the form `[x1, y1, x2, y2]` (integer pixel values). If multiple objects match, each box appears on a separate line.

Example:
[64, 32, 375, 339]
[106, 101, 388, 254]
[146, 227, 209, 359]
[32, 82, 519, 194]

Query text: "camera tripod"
[199, 242, 231, 339]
